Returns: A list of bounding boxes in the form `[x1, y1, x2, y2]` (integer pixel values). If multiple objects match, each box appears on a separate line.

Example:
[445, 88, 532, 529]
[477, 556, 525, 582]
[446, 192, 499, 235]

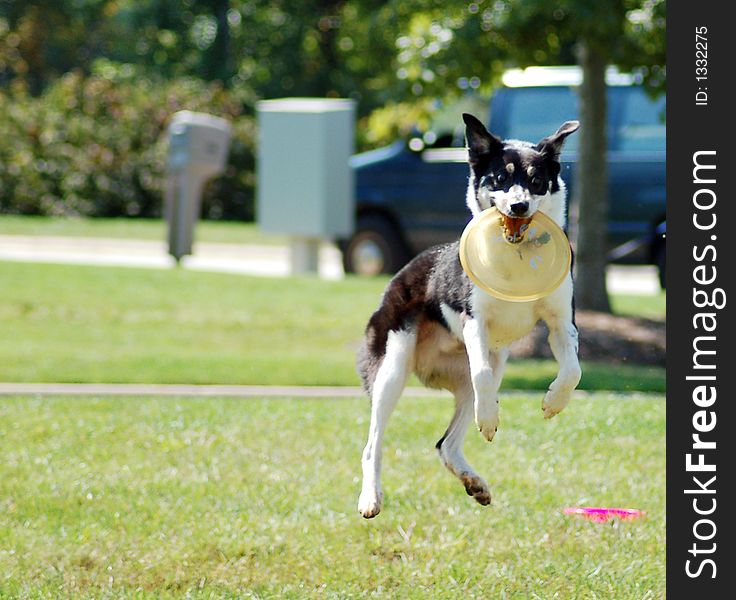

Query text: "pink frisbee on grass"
[564, 507, 645, 522]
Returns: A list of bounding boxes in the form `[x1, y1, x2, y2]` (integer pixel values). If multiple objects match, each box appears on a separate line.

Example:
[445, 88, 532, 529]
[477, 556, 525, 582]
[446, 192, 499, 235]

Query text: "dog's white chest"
[484, 303, 538, 348]
[473, 290, 540, 349]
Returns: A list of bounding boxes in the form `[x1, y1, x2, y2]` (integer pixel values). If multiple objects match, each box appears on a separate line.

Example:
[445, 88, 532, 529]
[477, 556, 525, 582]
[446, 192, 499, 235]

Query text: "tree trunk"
[203, 0, 232, 83]
[572, 41, 611, 312]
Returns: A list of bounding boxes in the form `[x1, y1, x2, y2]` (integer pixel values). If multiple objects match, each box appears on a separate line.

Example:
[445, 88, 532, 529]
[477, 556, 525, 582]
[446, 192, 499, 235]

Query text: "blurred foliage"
[388, 0, 665, 98]
[0, 65, 256, 219]
[0, 0, 664, 220]
[0, 0, 402, 110]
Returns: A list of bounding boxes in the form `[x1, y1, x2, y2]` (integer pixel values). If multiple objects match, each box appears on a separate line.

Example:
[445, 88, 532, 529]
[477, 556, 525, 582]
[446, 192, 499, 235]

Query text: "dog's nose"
[510, 201, 529, 216]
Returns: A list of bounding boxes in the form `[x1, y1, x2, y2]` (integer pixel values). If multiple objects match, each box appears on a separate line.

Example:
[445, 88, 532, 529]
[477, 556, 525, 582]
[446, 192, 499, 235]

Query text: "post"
[289, 237, 321, 274]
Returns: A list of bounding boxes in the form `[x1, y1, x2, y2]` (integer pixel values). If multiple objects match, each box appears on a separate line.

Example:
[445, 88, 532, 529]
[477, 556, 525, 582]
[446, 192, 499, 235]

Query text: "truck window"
[615, 88, 666, 152]
[504, 87, 579, 151]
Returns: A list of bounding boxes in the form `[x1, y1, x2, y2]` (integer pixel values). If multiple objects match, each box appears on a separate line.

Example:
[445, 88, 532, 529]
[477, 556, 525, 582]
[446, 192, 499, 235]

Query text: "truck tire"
[342, 215, 410, 276]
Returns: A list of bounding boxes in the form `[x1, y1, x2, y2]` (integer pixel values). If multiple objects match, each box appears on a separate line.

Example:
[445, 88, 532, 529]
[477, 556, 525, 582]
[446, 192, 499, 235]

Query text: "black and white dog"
[357, 113, 581, 518]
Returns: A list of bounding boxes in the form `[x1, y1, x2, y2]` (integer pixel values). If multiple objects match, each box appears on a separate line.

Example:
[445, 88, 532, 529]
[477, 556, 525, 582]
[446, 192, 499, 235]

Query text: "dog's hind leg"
[436, 382, 492, 506]
[358, 329, 416, 519]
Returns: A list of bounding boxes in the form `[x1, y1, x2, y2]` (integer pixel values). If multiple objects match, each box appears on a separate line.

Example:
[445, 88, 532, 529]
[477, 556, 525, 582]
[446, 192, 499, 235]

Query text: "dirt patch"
[510, 310, 665, 367]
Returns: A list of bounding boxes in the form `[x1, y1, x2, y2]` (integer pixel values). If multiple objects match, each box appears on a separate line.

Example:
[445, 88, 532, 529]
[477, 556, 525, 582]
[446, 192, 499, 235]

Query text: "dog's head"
[462, 113, 579, 241]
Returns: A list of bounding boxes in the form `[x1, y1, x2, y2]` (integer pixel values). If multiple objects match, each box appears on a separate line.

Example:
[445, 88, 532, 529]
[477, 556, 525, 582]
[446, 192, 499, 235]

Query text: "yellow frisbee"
[459, 207, 572, 302]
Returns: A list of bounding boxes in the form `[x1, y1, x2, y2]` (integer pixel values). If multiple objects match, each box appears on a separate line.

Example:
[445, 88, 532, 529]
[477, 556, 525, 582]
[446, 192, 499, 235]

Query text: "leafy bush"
[0, 66, 256, 220]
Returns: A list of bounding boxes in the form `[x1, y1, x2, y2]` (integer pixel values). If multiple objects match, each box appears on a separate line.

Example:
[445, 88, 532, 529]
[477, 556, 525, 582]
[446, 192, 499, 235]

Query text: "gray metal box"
[257, 98, 355, 238]
[165, 111, 232, 260]
[168, 111, 231, 175]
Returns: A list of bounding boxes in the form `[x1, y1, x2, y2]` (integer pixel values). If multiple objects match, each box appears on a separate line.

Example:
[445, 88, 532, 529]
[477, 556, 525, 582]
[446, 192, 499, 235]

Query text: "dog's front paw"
[358, 489, 383, 519]
[542, 386, 572, 419]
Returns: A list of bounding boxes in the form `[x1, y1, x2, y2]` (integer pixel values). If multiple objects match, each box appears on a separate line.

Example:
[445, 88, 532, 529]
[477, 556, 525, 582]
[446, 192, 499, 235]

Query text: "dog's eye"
[530, 175, 546, 194]
[479, 175, 493, 189]
[496, 172, 508, 185]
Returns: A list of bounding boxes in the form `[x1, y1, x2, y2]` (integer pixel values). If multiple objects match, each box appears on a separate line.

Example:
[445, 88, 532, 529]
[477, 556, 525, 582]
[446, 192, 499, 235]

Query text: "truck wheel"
[342, 215, 410, 276]
[655, 242, 666, 289]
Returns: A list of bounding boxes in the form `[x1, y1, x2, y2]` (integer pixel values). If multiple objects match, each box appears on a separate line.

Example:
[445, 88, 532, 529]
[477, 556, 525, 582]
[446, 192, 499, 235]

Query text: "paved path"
[0, 382, 662, 399]
[0, 382, 442, 397]
[0, 235, 345, 279]
[0, 234, 661, 294]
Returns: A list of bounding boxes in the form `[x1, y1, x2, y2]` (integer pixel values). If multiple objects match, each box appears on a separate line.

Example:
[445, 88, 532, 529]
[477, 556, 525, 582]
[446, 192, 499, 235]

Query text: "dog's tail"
[356, 323, 382, 398]
[355, 248, 437, 398]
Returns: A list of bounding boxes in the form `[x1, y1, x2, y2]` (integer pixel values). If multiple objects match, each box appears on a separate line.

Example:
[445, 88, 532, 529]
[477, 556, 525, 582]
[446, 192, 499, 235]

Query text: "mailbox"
[165, 111, 232, 261]
[257, 98, 355, 274]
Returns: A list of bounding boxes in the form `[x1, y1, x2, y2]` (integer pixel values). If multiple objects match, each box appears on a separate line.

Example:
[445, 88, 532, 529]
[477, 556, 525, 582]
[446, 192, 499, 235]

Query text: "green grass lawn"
[0, 221, 666, 597]
[0, 215, 287, 245]
[0, 393, 665, 598]
[0, 261, 664, 392]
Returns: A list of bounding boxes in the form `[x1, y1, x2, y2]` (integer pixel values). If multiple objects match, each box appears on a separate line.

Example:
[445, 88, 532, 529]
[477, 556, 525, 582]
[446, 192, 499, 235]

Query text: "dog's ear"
[536, 120, 579, 159]
[463, 113, 502, 164]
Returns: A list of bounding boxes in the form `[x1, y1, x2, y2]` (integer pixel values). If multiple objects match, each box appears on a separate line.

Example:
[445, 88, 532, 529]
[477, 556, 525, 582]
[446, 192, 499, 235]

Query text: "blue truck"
[340, 67, 666, 286]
